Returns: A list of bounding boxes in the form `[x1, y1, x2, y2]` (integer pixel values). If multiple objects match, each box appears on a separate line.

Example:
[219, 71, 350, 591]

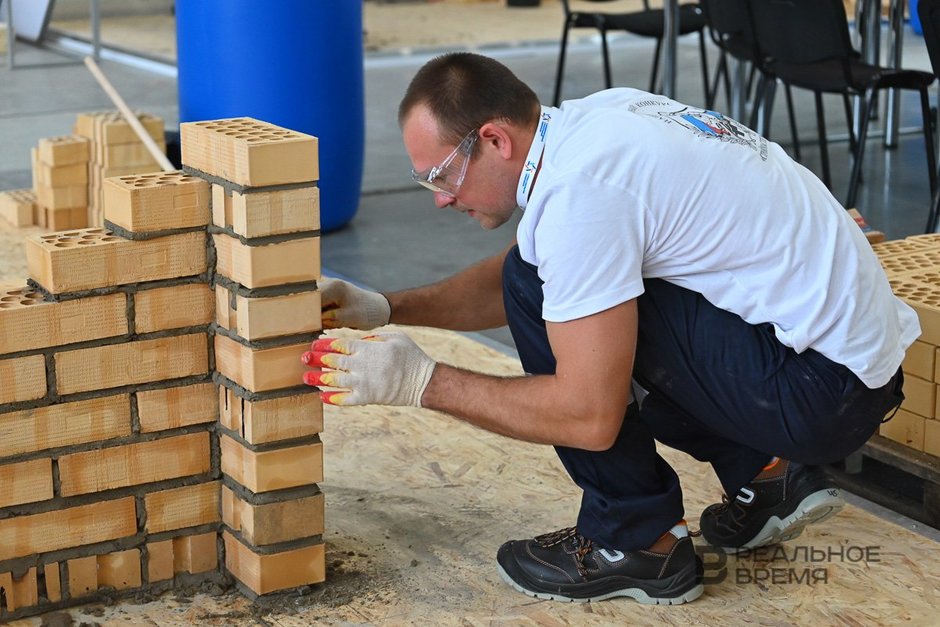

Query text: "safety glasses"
[410, 129, 478, 197]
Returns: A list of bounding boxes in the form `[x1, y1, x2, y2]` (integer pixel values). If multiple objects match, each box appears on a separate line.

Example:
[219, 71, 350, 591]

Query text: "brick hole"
[76, 240, 96, 246]
[4, 289, 24, 296]
[0, 296, 18, 302]
[100, 236, 122, 242]
[0, 303, 12, 309]
[20, 299, 41, 306]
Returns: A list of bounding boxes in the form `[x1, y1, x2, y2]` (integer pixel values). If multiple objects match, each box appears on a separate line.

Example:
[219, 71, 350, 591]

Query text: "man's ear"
[478, 121, 514, 160]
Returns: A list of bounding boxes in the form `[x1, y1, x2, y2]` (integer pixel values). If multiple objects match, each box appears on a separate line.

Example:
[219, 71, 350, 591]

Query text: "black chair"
[700, 0, 800, 160]
[553, 0, 710, 105]
[917, 0, 940, 232]
[747, 0, 936, 214]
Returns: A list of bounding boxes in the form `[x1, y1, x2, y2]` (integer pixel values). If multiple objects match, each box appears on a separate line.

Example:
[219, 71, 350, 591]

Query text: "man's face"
[402, 104, 517, 230]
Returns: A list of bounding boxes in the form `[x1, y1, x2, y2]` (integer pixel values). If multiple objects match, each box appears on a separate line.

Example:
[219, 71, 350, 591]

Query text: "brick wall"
[0, 117, 324, 619]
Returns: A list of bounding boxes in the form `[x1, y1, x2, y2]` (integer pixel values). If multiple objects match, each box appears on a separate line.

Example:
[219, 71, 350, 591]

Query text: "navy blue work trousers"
[501, 246, 904, 551]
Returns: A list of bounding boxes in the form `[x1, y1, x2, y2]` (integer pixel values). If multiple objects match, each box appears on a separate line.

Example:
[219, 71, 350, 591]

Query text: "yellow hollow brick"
[58, 432, 212, 497]
[0, 287, 127, 355]
[44, 206, 88, 231]
[34, 161, 88, 187]
[135, 283, 215, 333]
[67, 555, 97, 599]
[97, 549, 142, 591]
[901, 374, 936, 419]
[212, 184, 320, 238]
[212, 233, 320, 289]
[26, 228, 207, 295]
[223, 531, 324, 595]
[220, 433, 323, 493]
[144, 481, 220, 534]
[0, 354, 46, 404]
[44, 563, 62, 602]
[137, 382, 218, 433]
[222, 484, 324, 546]
[926, 419, 940, 456]
[880, 408, 926, 451]
[0, 567, 38, 612]
[215, 286, 321, 341]
[96, 141, 166, 169]
[173, 532, 218, 575]
[35, 184, 88, 211]
[0, 394, 131, 458]
[147, 540, 175, 583]
[0, 188, 36, 227]
[889, 280, 940, 346]
[903, 340, 936, 382]
[55, 333, 208, 395]
[37, 135, 90, 167]
[219, 387, 323, 445]
[214, 334, 309, 393]
[181, 118, 318, 187]
[0, 458, 54, 508]
[104, 171, 210, 234]
[75, 110, 164, 145]
[0, 497, 137, 561]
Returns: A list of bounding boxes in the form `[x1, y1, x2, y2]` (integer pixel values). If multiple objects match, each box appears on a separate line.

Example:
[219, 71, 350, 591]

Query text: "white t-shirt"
[516, 89, 919, 389]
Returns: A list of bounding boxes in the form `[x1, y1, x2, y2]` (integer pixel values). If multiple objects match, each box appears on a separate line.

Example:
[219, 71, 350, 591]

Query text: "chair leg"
[815, 91, 832, 191]
[601, 27, 612, 89]
[841, 94, 858, 156]
[920, 86, 938, 199]
[650, 37, 663, 94]
[749, 73, 767, 130]
[846, 89, 876, 209]
[784, 84, 801, 162]
[553, 22, 572, 106]
[697, 31, 710, 107]
[759, 78, 777, 140]
[927, 186, 940, 234]
[707, 51, 726, 110]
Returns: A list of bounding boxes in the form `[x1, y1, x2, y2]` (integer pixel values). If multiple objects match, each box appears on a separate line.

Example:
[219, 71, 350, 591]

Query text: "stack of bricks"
[180, 117, 325, 597]
[74, 111, 166, 227]
[30, 135, 91, 230]
[873, 234, 940, 457]
[0, 117, 324, 620]
[0, 189, 37, 228]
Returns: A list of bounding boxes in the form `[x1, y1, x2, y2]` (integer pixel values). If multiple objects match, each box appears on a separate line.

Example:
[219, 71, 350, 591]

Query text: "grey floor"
[1, 25, 939, 351]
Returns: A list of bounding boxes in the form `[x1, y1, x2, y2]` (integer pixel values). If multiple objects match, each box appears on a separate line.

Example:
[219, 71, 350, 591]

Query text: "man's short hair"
[398, 52, 540, 146]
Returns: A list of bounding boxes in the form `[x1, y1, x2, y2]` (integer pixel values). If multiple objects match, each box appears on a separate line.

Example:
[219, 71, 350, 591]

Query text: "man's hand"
[320, 278, 391, 330]
[301, 333, 436, 407]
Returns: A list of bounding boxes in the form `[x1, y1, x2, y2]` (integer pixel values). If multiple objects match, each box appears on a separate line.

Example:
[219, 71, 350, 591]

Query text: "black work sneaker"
[699, 460, 843, 552]
[496, 523, 704, 604]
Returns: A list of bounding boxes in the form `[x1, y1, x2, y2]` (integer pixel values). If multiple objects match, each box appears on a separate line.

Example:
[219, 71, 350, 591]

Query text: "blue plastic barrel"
[175, 1, 364, 232]
[913, 0, 923, 36]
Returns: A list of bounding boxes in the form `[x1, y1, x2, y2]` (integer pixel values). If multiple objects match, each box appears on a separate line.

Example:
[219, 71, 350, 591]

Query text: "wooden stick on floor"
[83, 56, 175, 172]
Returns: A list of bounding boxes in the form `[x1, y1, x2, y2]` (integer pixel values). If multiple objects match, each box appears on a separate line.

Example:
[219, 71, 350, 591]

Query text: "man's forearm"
[386, 248, 509, 331]
[421, 363, 625, 451]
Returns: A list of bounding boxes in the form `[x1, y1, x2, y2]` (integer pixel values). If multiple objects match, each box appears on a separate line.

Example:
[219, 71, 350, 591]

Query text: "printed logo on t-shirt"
[628, 99, 768, 160]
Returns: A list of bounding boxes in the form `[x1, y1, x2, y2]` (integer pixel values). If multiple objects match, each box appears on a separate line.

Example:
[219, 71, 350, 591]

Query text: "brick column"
[180, 117, 326, 597]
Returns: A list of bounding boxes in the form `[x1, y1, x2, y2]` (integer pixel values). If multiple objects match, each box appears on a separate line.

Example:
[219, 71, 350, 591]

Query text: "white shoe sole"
[496, 563, 705, 605]
[727, 488, 845, 553]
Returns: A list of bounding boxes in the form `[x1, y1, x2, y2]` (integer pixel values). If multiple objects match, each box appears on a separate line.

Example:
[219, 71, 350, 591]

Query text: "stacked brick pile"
[181, 117, 324, 597]
[30, 135, 91, 230]
[74, 111, 167, 227]
[0, 189, 37, 227]
[873, 234, 940, 457]
[0, 117, 324, 620]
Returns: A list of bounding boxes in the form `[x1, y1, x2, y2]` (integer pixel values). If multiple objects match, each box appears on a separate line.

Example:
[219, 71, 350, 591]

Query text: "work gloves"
[320, 277, 391, 331]
[302, 334, 436, 407]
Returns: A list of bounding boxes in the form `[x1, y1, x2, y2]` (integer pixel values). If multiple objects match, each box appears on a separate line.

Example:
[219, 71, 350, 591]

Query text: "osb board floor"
[0, 215, 937, 626]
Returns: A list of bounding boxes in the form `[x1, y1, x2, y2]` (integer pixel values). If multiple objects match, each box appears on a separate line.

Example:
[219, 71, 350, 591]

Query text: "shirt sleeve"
[529, 173, 648, 322]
